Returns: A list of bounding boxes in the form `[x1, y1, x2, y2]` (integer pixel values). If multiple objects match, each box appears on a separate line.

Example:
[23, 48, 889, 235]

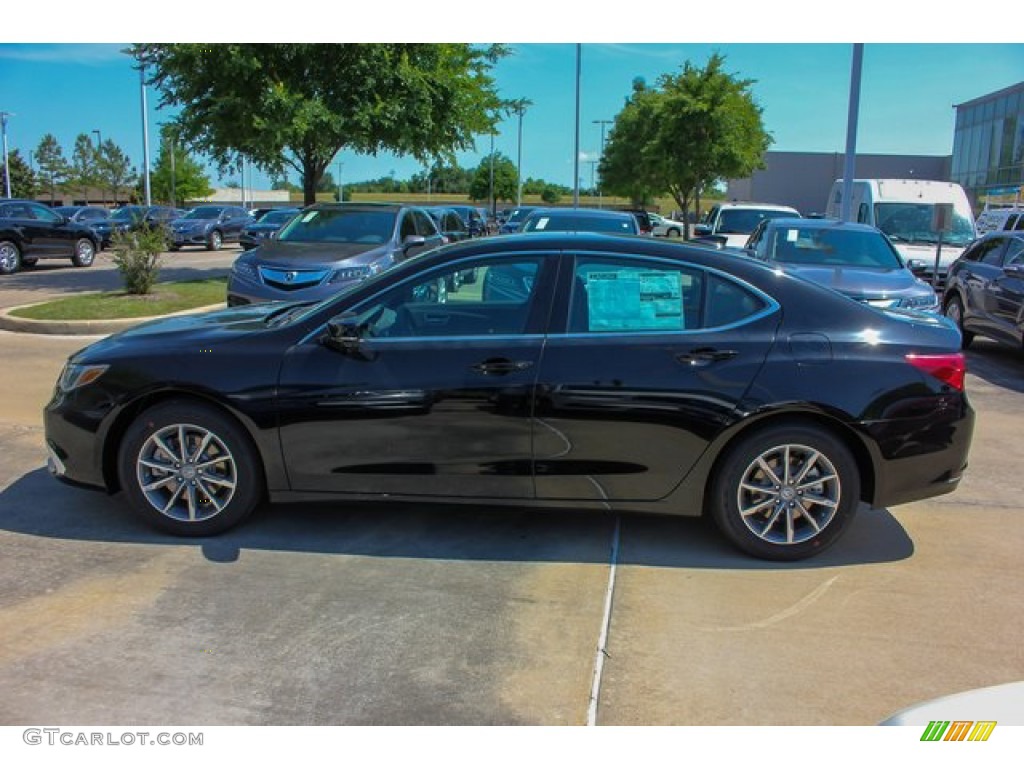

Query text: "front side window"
[30, 204, 60, 223]
[1003, 238, 1024, 266]
[980, 238, 1008, 266]
[183, 206, 223, 220]
[348, 257, 544, 339]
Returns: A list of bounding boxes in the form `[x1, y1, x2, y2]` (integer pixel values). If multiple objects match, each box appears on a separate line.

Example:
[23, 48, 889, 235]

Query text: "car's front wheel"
[0, 240, 22, 275]
[71, 238, 97, 267]
[117, 400, 263, 536]
[709, 423, 861, 560]
[206, 230, 223, 251]
[943, 295, 974, 348]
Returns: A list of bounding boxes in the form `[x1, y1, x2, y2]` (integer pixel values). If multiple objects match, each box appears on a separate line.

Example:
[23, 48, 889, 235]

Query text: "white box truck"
[826, 179, 976, 289]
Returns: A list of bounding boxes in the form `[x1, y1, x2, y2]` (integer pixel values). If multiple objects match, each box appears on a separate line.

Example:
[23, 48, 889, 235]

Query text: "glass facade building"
[951, 81, 1024, 210]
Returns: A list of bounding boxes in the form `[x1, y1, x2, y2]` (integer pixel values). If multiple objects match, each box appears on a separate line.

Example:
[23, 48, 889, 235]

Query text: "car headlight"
[232, 261, 258, 280]
[57, 363, 108, 393]
[329, 263, 382, 284]
[903, 292, 939, 310]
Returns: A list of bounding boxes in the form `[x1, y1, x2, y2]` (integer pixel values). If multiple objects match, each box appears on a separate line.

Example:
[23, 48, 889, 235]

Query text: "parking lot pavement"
[0, 247, 240, 311]
[0, 328, 1021, 725]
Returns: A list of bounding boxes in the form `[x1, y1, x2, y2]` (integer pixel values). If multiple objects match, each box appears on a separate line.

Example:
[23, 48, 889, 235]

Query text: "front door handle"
[675, 347, 738, 367]
[470, 358, 534, 376]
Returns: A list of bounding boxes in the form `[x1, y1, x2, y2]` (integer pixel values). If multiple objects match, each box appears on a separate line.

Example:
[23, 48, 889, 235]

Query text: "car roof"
[719, 201, 800, 211]
[761, 217, 879, 233]
[310, 202, 415, 212]
[526, 207, 635, 219]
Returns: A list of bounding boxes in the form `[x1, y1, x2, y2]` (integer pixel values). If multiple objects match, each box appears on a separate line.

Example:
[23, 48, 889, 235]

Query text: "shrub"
[110, 224, 168, 295]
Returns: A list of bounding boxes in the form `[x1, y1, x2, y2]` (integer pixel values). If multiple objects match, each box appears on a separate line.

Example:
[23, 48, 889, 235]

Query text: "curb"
[0, 301, 226, 336]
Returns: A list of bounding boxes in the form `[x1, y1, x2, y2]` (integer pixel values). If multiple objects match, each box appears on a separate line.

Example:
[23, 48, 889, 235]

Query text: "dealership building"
[727, 80, 1024, 216]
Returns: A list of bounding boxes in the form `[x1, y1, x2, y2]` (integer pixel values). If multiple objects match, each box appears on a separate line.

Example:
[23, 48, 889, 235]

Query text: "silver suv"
[227, 203, 444, 306]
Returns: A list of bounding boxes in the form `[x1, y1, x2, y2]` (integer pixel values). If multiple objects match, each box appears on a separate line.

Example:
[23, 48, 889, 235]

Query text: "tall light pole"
[169, 131, 176, 208]
[573, 44, 581, 208]
[592, 119, 612, 208]
[840, 44, 864, 223]
[140, 66, 152, 206]
[92, 130, 103, 205]
[509, 98, 532, 207]
[488, 130, 495, 217]
[1, 111, 13, 199]
[336, 159, 343, 202]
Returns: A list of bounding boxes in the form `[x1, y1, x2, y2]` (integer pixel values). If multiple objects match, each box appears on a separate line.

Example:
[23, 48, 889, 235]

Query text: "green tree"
[600, 53, 772, 235]
[66, 133, 100, 202]
[469, 153, 517, 202]
[34, 133, 69, 202]
[131, 43, 508, 206]
[149, 126, 213, 206]
[540, 185, 561, 204]
[2, 149, 38, 198]
[97, 140, 136, 204]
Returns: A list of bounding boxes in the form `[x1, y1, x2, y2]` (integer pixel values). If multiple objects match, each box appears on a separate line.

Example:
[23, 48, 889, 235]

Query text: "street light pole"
[488, 130, 495, 218]
[1, 111, 14, 199]
[92, 130, 104, 205]
[336, 159, 343, 202]
[169, 133, 176, 208]
[592, 119, 612, 208]
[573, 44, 581, 208]
[511, 99, 531, 208]
[140, 66, 152, 206]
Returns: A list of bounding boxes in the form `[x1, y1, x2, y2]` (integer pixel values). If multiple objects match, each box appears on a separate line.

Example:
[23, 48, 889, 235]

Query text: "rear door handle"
[470, 358, 534, 376]
[675, 347, 738, 367]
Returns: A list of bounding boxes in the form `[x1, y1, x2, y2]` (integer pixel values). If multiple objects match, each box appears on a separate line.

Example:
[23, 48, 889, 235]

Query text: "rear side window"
[568, 256, 767, 333]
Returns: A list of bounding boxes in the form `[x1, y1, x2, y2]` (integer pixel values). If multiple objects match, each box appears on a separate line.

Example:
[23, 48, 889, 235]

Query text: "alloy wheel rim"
[77, 240, 94, 263]
[946, 300, 962, 328]
[0, 244, 16, 270]
[736, 443, 841, 545]
[136, 423, 237, 522]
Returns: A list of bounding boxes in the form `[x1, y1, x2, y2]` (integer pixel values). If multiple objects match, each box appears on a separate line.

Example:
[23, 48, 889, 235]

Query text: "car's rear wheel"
[118, 400, 263, 536]
[71, 238, 96, 267]
[0, 240, 22, 275]
[667, 227, 682, 238]
[206, 230, 223, 251]
[709, 424, 861, 561]
[943, 295, 974, 348]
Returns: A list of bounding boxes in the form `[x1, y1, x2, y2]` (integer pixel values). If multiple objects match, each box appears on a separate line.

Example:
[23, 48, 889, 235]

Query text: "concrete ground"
[0, 254, 1021, 725]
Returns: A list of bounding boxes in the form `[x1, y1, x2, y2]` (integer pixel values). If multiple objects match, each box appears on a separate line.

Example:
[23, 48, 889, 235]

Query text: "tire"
[206, 230, 223, 251]
[0, 240, 22, 275]
[117, 400, 264, 536]
[71, 238, 96, 267]
[709, 423, 861, 561]
[943, 295, 974, 349]
[667, 227, 681, 238]
[169, 245, 180, 252]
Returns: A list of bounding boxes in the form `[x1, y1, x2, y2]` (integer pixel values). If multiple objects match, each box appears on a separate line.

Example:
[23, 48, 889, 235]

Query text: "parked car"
[742, 218, 939, 311]
[0, 199, 100, 274]
[521, 208, 640, 235]
[942, 230, 1024, 350]
[623, 209, 654, 235]
[499, 206, 540, 234]
[446, 205, 487, 237]
[239, 208, 302, 250]
[46, 232, 974, 561]
[227, 202, 445, 306]
[91, 205, 182, 248]
[696, 202, 801, 248]
[425, 206, 473, 243]
[649, 212, 687, 238]
[169, 205, 251, 251]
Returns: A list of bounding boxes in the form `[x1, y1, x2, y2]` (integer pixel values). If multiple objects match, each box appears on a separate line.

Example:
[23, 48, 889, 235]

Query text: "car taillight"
[906, 353, 966, 391]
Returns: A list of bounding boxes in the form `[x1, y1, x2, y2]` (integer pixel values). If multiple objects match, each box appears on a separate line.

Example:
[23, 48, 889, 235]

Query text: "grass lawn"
[10, 278, 227, 321]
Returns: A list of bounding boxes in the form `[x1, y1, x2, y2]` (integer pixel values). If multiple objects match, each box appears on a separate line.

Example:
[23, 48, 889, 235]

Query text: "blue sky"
[2, 35, 1022, 191]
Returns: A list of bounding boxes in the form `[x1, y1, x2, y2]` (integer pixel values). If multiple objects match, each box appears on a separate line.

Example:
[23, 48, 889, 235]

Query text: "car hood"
[243, 239, 389, 268]
[781, 264, 926, 298]
[74, 302, 293, 362]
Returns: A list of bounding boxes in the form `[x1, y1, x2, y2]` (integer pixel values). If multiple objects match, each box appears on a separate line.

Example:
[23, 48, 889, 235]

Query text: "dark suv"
[227, 202, 445, 305]
[0, 199, 101, 274]
[943, 231, 1024, 350]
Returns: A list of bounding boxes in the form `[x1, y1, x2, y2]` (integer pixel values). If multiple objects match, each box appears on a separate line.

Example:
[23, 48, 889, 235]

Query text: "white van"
[826, 179, 976, 289]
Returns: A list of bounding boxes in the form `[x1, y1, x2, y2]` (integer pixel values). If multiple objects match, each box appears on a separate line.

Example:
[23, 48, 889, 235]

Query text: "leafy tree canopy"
[3, 149, 38, 198]
[130, 43, 509, 205]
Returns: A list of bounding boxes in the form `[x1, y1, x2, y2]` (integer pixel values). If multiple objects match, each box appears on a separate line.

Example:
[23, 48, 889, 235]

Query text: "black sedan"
[44, 233, 974, 560]
[942, 231, 1024, 350]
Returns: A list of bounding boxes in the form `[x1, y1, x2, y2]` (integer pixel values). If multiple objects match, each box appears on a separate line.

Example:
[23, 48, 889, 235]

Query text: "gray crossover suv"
[226, 203, 445, 306]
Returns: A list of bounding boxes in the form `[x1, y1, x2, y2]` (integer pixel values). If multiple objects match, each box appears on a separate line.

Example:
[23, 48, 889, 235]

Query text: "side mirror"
[322, 313, 375, 360]
[402, 234, 426, 253]
[694, 223, 712, 236]
[906, 258, 928, 276]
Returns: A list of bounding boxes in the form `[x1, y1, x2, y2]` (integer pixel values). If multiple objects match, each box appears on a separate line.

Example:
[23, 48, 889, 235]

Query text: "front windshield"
[276, 208, 396, 244]
[523, 213, 636, 234]
[258, 209, 298, 225]
[875, 202, 975, 247]
[769, 226, 903, 269]
[111, 206, 145, 222]
[183, 206, 223, 220]
[718, 208, 794, 234]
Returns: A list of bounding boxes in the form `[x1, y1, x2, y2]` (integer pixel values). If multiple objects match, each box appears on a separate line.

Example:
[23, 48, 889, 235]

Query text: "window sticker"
[585, 269, 684, 331]
[786, 228, 799, 242]
[534, 217, 550, 231]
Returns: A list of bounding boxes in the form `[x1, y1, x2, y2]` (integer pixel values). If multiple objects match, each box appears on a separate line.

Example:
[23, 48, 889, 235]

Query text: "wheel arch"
[101, 389, 279, 496]
[699, 409, 878, 516]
